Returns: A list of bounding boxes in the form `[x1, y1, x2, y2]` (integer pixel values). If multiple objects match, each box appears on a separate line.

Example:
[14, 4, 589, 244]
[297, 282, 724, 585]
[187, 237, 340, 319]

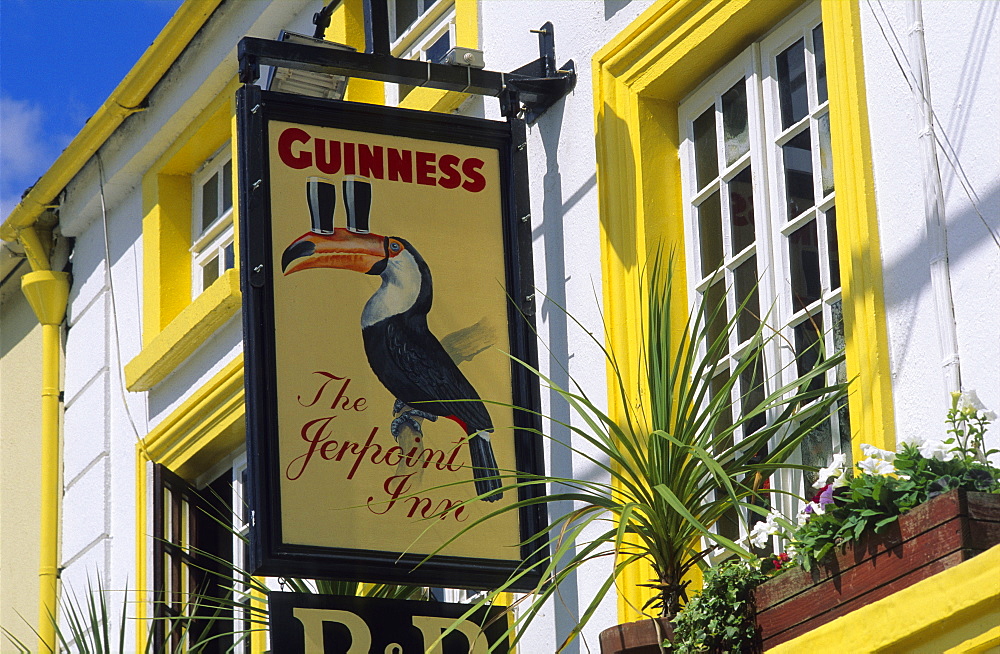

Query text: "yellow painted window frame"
[125, 78, 242, 392]
[592, 0, 895, 621]
[133, 355, 258, 649]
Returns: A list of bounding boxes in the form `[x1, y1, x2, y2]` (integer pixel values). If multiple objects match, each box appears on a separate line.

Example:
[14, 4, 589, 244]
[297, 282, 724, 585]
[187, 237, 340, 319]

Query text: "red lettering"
[368, 474, 415, 515]
[359, 144, 384, 179]
[387, 148, 412, 183]
[285, 415, 336, 480]
[344, 142, 356, 175]
[347, 428, 382, 480]
[315, 139, 342, 174]
[278, 128, 312, 169]
[437, 154, 462, 189]
[415, 151, 436, 186]
[462, 158, 486, 192]
[445, 437, 466, 472]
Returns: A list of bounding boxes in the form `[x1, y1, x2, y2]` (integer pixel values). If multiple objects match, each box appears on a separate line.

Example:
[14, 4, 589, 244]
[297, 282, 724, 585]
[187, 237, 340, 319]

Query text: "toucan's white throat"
[361, 250, 422, 327]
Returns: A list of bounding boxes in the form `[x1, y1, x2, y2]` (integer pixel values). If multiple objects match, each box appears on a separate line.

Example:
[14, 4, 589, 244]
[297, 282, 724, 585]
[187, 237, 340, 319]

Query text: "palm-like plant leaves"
[425, 254, 849, 651]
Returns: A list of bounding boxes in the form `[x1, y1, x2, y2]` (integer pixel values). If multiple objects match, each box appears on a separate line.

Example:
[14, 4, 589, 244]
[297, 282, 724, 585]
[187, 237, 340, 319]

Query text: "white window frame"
[388, 0, 449, 47]
[678, 2, 847, 543]
[191, 145, 235, 298]
[195, 450, 253, 653]
[386, 2, 456, 105]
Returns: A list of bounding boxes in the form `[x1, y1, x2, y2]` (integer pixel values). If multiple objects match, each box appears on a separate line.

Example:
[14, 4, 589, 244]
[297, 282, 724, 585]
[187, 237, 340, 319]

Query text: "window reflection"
[783, 129, 814, 218]
[694, 107, 719, 190]
[777, 38, 808, 129]
[698, 191, 723, 277]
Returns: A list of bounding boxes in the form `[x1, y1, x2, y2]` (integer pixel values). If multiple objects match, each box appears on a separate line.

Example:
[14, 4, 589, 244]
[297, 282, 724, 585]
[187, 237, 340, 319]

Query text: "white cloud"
[1, 95, 48, 177]
[0, 94, 62, 218]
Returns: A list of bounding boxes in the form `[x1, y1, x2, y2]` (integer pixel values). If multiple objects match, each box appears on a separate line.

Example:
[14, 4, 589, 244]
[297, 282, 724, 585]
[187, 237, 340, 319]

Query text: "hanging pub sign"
[236, 84, 545, 590]
[269, 592, 510, 653]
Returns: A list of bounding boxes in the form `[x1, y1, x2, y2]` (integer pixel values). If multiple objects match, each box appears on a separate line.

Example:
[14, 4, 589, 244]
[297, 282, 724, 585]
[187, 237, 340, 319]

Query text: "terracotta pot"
[755, 489, 1000, 649]
[599, 617, 674, 654]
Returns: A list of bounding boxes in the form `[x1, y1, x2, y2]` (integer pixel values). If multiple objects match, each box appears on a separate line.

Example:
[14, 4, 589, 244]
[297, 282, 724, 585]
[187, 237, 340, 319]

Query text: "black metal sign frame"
[237, 83, 546, 590]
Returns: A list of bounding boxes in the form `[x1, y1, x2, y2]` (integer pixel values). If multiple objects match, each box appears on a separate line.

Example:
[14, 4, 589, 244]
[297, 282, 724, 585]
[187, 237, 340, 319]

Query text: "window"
[191, 147, 235, 297]
[389, 0, 442, 44]
[153, 457, 250, 653]
[679, 5, 850, 523]
[388, 0, 455, 104]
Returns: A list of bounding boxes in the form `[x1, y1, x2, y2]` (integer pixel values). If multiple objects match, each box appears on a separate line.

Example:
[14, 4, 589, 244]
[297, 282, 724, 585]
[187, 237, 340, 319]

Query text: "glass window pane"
[826, 208, 840, 290]
[734, 255, 760, 343]
[394, 0, 418, 37]
[693, 107, 719, 190]
[223, 160, 233, 213]
[729, 167, 755, 253]
[698, 191, 723, 277]
[201, 173, 218, 231]
[777, 37, 808, 129]
[705, 279, 728, 358]
[794, 315, 824, 394]
[202, 256, 220, 290]
[818, 112, 834, 196]
[722, 78, 750, 165]
[711, 369, 733, 443]
[740, 354, 766, 436]
[789, 219, 821, 311]
[814, 24, 828, 105]
[224, 242, 235, 271]
[425, 31, 450, 63]
[801, 417, 832, 490]
[783, 129, 814, 218]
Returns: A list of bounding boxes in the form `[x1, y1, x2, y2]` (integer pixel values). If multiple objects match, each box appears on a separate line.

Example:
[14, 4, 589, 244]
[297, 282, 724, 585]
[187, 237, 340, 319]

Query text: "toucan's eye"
[388, 240, 402, 254]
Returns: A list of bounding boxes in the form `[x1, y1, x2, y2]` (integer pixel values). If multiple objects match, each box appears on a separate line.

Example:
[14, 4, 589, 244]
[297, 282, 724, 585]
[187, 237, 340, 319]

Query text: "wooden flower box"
[599, 617, 674, 654]
[754, 489, 1000, 650]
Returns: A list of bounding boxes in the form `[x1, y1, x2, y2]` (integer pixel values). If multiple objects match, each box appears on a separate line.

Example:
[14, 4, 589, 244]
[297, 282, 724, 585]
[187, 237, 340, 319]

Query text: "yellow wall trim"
[593, 0, 895, 620]
[768, 545, 1000, 653]
[134, 353, 245, 647]
[821, 0, 896, 457]
[125, 268, 241, 392]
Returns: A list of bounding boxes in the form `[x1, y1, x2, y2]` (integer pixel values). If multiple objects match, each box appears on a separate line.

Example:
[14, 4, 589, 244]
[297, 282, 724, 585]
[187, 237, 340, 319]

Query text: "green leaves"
[791, 442, 1000, 571]
[427, 250, 849, 650]
[672, 559, 767, 654]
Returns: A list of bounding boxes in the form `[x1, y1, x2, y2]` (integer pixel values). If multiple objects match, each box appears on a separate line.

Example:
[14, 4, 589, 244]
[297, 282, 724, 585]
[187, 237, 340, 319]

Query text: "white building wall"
[861, 0, 1000, 453]
[478, 2, 652, 650]
[46, 0, 1000, 649]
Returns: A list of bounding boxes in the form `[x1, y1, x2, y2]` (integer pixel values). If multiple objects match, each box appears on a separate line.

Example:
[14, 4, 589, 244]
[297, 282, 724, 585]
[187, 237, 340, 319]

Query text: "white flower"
[959, 389, 986, 413]
[807, 501, 826, 516]
[785, 542, 798, 557]
[860, 443, 895, 462]
[984, 410, 997, 422]
[813, 453, 848, 489]
[919, 439, 957, 462]
[797, 510, 811, 527]
[748, 512, 782, 548]
[858, 457, 897, 476]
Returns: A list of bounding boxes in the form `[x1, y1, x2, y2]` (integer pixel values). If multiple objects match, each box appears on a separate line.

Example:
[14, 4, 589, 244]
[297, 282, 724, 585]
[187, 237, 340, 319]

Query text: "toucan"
[281, 226, 504, 502]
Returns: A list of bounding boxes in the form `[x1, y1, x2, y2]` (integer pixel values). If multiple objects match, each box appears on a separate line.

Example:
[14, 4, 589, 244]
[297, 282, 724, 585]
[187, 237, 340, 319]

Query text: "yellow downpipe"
[21, 270, 70, 653]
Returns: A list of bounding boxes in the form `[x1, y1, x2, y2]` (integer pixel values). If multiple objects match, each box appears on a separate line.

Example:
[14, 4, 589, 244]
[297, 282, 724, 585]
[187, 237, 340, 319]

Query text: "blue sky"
[1, 0, 183, 218]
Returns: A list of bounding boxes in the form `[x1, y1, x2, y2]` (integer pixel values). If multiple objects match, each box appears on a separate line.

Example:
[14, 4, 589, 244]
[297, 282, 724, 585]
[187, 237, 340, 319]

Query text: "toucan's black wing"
[363, 314, 494, 433]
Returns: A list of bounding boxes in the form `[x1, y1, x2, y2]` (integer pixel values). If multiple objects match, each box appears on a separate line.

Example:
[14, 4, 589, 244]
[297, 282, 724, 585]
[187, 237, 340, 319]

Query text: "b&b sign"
[269, 593, 509, 653]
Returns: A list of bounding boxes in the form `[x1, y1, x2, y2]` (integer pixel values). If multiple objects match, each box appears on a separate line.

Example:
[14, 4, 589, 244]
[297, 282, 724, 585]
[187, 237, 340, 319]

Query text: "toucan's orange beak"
[281, 229, 387, 275]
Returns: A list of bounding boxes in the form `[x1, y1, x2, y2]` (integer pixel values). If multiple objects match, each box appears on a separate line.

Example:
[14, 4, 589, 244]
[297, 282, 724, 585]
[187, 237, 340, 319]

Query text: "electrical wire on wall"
[96, 150, 150, 448]
[866, 0, 1000, 250]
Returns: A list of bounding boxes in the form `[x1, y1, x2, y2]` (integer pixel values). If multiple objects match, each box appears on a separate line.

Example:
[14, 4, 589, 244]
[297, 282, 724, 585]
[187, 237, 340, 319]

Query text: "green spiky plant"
[428, 253, 850, 651]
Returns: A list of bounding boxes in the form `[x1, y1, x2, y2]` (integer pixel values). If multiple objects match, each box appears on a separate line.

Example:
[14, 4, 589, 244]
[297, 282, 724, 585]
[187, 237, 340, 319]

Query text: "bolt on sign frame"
[237, 83, 546, 590]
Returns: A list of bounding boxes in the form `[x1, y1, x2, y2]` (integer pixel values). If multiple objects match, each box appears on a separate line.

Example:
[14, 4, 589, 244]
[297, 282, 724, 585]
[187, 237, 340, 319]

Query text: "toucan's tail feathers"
[469, 432, 503, 502]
